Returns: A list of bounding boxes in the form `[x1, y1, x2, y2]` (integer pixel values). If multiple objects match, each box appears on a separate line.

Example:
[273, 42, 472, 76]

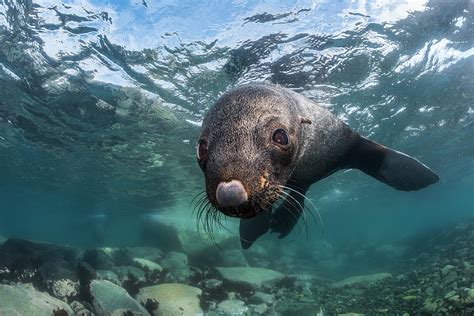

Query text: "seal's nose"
[216, 180, 248, 208]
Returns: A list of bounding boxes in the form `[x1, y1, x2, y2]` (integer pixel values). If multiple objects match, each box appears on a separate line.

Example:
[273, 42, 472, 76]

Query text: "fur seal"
[196, 83, 439, 249]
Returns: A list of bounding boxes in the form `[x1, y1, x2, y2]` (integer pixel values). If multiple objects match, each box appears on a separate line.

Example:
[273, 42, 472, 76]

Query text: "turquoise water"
[0, 0, 473, 314]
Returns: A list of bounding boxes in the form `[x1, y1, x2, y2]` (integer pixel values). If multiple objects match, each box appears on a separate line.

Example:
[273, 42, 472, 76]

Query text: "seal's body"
[197, 83, 439, 248]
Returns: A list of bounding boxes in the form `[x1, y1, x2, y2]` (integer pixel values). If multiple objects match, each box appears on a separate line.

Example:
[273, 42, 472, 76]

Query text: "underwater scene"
[0, 0, 473, 315]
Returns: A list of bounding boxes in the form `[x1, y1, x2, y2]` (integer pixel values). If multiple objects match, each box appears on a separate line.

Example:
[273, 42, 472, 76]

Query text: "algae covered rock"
[216, 267, 285, 290]
[90, 279, 148, 316]
[0, 283, 74, 316]
[136, 283, 203, 316]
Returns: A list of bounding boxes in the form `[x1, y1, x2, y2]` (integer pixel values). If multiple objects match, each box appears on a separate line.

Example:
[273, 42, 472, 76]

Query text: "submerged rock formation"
[0, 218, 472, 315]
[0, 283, 74, 315]
[136, 283, 203, 316]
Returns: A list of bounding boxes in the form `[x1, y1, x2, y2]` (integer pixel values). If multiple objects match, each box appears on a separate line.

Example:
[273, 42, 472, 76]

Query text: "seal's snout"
[216, 180, 248, 208]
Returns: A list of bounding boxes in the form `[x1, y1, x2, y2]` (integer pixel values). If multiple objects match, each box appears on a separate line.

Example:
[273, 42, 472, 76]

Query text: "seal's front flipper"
[348, 136, 439, 191]
[270, 185, 308, 239]
[239, 211, 272, 249]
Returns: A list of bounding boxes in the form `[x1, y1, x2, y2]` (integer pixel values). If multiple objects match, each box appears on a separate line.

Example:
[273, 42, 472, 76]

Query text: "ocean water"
[0, 0, 473, 315]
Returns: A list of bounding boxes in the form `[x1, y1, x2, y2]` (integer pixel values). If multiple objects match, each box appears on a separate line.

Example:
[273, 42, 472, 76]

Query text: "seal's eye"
[272, 128, 289, 147]
[197, 139, 208, 160]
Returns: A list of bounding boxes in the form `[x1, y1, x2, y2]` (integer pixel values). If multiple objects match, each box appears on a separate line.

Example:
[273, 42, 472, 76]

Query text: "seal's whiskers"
[278, 185, 324, 231]
[278, 190, 309, 239]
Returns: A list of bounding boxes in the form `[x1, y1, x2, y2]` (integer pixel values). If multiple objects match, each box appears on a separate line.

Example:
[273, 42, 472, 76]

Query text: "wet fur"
[197, 83, 439, 248]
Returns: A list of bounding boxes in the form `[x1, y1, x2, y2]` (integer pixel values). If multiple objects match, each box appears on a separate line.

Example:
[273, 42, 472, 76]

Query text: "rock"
[249, 292, 275, 305]
[441, 264, 455, 276]
[274, 299, 322, 315]
[133, 258, 163, 273]
[468, 288, 474, 298]
[48, 278, 79, 300]
[442, 271, 458, 284]
[70, 300, 93, 316]
[218, 249, 249, 267]
[216, 299, 248, 315]
[199, 278, 223, 291]
[0, 239, 80, 299]
[127, 247, 164, 261]
[423, 298, 439, 313]
[90, 280, 148, 316]
[82, 249, 115, 270]
[216, 267, 285, 290]
[249, 303, 268, 315]
[467, 288, 474, 304]
[0, 283, 73, 315]
[142, 212, 234, 255]
[136, 283, 202, 316]
[331, 273, 392, 288]
[112, 266, 146, 283]
[161, 251, 188, 268]
[402, 295, 418, 301]
[96, 270, 121, 285]
[444, 290, 456, 299]
[99, 247, 117, 256]
[198, 278, 226, 302]
[0, 235, 6, 245]
[161, 252, 194, 283]
[0, 239, 79, 268]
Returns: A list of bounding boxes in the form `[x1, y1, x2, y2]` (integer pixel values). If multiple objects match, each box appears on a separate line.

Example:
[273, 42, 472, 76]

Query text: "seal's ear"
[300, 116, 312, 124]
[347, 136, 439, 191]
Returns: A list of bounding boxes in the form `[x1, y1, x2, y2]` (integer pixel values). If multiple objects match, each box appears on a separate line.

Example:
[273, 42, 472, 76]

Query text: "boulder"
[82, 248, 115, 270]
[249, 292, 275, 305]
[0, 283, 73, 315]
[141, 212, 235, 256]
[133, 258, 163, 273]
[127, 247, 164, 262]
[136, 283, 202, 316]
[160, 252, 193, 283]
[216, 267, 285, 290]
[274, 299, 322, 316]
[216, 299, 248, 315]
[96, 270, 121, 285]
[218, 249, 249, 267]
[0, 239, 79, 268]
[161, 251, 188, 268]
[0, 239, 79, 299]
[112, 266, 145, 283]
[48, 278, 79, 300]
[90, 280, 148, 316]
[331, 273, 392, 288]
[70, 300, 94, 316]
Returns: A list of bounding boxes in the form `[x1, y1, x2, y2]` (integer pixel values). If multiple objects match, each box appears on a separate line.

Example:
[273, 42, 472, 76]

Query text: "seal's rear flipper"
[239, 211, 272, 249]
[348, 136, 439, 191]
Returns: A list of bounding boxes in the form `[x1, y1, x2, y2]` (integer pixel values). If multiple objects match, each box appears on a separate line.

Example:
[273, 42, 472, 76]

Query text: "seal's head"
[197, 84, 309, 218]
